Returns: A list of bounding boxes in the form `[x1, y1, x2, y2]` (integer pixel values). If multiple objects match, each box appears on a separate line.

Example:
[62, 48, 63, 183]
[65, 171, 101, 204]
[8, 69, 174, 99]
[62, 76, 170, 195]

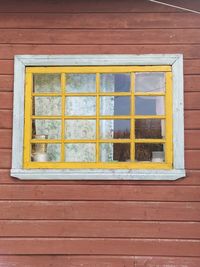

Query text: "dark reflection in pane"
[135, 96, 164, 115]
[100, 120, 130, 139]
[100, 96, 130, 115]
[100, 143, 130, 162]
[135, 143, 164, 162]
[135, 72, 165, 92]
[100, 73, 130, 92]
[135, 119, 165, 139]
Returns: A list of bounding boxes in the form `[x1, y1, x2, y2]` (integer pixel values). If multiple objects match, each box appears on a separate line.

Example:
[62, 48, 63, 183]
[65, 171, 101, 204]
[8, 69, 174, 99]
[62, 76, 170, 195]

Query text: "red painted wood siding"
[0, 0, 200, 266]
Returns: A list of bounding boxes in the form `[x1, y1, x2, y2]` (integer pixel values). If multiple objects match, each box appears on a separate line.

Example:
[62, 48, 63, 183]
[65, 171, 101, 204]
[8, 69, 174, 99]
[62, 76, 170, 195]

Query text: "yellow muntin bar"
[32, 93, 62, 97]
[134, 92, 165, 96]
[165, 72, 173, 168]
[134, 115, 166, 119]
[64, 92, 131, 96]
[31, 139, 62, 144]
[61, 73, 66, 162]
[31, 116, 61, 120]
[96, 73, 100, 162]
[135, 139, 166, 143]
[26, 161, 171, 170]
[130, 72, 135, 162]
[26, 66, 171, 74]
[23, 72, 33, 168]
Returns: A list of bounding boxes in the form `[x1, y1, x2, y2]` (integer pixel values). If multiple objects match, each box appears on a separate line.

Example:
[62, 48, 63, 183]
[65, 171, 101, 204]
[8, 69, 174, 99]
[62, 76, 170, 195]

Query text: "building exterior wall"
[0, 0, 200, 266]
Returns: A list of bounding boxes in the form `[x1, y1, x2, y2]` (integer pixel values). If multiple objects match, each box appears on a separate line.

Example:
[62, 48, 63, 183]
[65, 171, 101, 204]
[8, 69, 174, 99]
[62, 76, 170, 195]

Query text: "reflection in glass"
[135, 119, 165, 139]
[135, 96, 164, 115]
[100, 73, 130, 92]
[34, 97, 61, 116]
[135, 72, 165, 92]
[65, 96, 96, 116]
[65, 143, 96, 162]
[66, 74, 96, 92]
[100, 143, 130, 162]
[32, 120, 61, 139]
[65, 120, 96, 139]
[135, 143, 164, 162]
[31, 143, 61, 162]
[33, 74, 61, 93]
[100, 96, 130, 116]
[100, 120, 130, 139]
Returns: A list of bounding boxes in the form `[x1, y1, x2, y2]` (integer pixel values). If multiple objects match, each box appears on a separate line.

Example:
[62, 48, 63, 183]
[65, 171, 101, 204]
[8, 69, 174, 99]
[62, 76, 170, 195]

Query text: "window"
[11, 55, 185, 180]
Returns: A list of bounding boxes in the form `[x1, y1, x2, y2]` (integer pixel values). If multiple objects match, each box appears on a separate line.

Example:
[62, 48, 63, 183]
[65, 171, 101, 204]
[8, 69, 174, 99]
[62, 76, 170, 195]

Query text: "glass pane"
[100, 143, 130, 162]
[31, 143, 61, 162]
[135, 96, 164, 115]
[135, 72, 165, 92]
[65, 143, 96, 162]
[66, 74, 96, 92]
[100, 96, 130, 115]
[32, 120, 61, 139]
[65, 120, 96, 139]
[100, 120, 130, 139]
[33, 74, 61, 93]
[135, 119, 165, 139]
[135, 143, 165, 162]
[34, 97, 61, 116]
[65, 96, 96, 116]
[100, 73, 130, 92]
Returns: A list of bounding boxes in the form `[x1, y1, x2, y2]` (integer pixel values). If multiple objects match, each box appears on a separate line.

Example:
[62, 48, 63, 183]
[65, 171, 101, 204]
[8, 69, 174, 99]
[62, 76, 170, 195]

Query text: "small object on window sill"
[33, 152, 48, 162]
[32, 134, 49, 162]
[152, 151, 164, 162]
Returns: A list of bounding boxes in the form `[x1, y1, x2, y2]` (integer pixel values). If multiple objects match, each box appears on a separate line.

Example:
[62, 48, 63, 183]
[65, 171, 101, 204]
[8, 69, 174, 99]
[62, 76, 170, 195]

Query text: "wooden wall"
[0, 0, 200, 266]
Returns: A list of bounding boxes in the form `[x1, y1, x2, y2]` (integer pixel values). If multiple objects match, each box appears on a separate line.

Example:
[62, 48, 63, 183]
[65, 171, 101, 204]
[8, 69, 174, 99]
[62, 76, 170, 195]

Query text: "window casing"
[11, 55, 185, 180]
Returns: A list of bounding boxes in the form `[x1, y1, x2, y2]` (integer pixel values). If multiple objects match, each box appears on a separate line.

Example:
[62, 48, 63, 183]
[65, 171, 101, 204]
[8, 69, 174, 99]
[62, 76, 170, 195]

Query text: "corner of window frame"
[11, 54, 186, 180]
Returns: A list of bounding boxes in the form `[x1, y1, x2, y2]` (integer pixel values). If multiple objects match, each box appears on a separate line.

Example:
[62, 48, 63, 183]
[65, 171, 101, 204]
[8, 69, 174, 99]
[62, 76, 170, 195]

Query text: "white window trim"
[11, 54, 185, 180]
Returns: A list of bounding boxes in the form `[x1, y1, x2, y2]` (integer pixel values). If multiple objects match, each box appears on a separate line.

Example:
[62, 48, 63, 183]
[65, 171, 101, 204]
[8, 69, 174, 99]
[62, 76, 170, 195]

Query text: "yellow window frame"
[23, 66, 173, 169]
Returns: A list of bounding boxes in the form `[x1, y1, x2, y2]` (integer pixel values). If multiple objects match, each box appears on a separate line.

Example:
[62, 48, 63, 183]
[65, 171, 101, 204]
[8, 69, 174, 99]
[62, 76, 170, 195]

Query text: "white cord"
[148, 0, 200, 15]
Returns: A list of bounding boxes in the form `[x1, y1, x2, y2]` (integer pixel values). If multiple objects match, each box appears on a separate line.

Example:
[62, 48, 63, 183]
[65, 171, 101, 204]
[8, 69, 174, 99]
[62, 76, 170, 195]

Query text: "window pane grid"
[24, 67, 172, 168]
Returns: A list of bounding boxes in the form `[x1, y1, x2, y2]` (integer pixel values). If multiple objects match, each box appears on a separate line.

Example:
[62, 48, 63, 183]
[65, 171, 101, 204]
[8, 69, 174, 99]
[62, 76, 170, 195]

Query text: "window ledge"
[11, 168, 185, 180]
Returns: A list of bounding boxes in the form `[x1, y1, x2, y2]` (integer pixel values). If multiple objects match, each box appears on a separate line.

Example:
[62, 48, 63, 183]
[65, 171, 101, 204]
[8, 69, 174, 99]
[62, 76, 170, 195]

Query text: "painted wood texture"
[0, 0, 200, 265]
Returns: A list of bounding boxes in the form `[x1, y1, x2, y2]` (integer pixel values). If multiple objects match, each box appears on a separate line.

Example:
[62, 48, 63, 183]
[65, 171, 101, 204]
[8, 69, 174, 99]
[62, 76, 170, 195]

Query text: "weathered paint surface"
[0, 0, 200, 266]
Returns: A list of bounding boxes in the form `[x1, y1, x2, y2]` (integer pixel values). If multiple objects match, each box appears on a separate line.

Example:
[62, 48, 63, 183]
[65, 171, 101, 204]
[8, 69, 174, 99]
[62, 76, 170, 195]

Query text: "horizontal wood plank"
[135, 256, 200, 267]
[0, 220, 199, 239]
[0, 256, 135, 266]
[185, 92, 200, 109]
[1, 13, 200, 29]
[0, 45, 200, 61]
[0, 129, 12, 148]
[0, 0, 196, 13]
[0, 184, 199, 201]
[185, 110, 200, 129]
[0, 150, 11, 169]
[0, 92, 12, 109]
[185, 130, 200, 149]
[0, 256, 199, 267]
[0, 238, 199, 256]
[0, 29, 200, 45]
[0, 201, 199, 220]
[0, 110, 12, 129]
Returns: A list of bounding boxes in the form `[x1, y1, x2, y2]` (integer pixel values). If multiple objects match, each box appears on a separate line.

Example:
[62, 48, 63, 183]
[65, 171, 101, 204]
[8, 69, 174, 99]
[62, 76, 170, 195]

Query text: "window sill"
[11, 168, 185, 180]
